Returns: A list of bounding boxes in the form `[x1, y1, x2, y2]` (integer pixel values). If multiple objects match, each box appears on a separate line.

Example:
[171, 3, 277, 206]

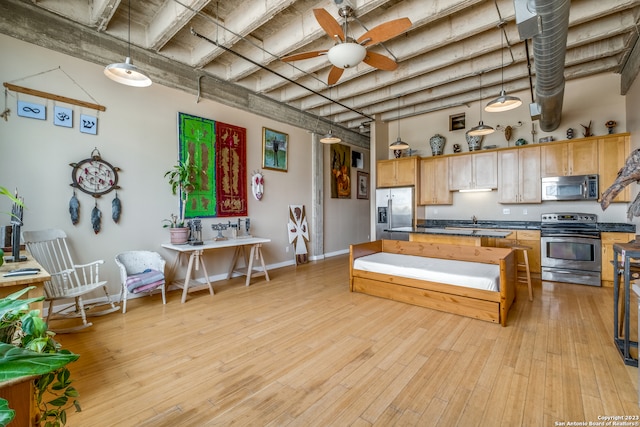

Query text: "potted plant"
[0, 287, 80, 426]
[164, 154, 202, 244]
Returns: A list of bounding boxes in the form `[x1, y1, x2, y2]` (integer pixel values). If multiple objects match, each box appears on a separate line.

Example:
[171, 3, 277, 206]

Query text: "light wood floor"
[57, 255, 640, 426]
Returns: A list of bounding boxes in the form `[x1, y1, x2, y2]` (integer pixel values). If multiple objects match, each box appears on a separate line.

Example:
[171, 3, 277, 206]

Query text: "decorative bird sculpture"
[601, 148, 640, 220]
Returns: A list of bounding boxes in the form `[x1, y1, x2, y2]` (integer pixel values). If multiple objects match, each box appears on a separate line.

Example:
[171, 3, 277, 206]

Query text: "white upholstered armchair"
[114, 251, 166, 313]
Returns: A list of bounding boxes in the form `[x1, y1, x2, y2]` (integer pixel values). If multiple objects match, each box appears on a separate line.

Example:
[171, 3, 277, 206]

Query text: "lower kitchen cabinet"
[601, 232, 636, 286]
[494, 229, 541, 275]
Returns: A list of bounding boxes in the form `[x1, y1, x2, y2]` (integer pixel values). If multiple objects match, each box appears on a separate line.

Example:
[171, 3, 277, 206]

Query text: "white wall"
[383, 73, 633, 225]
[0, 34, 370, 298]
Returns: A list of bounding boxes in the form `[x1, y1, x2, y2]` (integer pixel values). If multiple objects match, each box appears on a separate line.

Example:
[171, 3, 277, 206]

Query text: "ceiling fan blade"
[363, 51, 398, 71]
[281, 50, 328, 62]
[357, 18, 412, 46]
[314, 8, 344, 42]
[327, 66, 345, 85]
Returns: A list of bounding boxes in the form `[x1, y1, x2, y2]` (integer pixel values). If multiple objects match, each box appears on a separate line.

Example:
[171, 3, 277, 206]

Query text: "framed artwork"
[262, 127, 288, 172]
[54, 106, 73, 127]
[330, 144, 351, 199]
[80, 114, 97, 135]
[357, 171, 369, 200]
[17, 101, 46, 120]
[351, 150, 364, 169]
[449, 113, 465, 131]
[215, 121, 247, 217]
[178, 112, 216, 218]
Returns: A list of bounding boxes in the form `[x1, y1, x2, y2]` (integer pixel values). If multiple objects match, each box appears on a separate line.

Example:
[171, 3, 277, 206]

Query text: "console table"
[161, 237, 271, 303]
[612, 242, 640, 367]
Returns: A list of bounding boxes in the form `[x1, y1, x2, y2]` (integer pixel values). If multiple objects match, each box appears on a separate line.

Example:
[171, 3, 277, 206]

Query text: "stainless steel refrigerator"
[375, 187, 414, 241]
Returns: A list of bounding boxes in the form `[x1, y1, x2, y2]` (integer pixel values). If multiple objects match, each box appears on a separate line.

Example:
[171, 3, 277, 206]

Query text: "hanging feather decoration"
[91, 203, 101, 234]
[112, 193, 121, 223]
[69, 191, 80, 225]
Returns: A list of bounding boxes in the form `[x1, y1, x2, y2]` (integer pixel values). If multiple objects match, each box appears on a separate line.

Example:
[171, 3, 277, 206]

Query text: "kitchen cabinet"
[419, 157, 452, 205]
[377, 156, 418, 188]
[449, 151, 497, 191]
[498, 145, 541, 204]
[601, 232, 636, 286]
[540, 139, 598, 177]
[494, 229, 541, 275]
[598, 133, 631, 203]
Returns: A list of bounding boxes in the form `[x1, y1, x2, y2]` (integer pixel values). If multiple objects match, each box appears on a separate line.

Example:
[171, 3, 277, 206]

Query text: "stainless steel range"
[540, 212, 602, 286]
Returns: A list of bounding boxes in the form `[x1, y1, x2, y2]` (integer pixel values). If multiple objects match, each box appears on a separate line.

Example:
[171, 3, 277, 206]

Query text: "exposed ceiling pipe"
[515, 0, 571, 132]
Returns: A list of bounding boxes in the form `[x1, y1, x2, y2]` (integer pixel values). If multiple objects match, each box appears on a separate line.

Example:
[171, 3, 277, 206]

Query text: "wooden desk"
[0, 255, 50, 314]
[161, 237, 271, 303]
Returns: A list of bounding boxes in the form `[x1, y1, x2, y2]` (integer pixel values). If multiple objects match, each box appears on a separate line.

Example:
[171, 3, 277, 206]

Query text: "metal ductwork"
[515, 0, 571, 132]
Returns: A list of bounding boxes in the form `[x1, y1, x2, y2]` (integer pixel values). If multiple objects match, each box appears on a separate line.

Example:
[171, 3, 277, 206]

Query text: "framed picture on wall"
[357, 171, 369, 200]
[262, 127, 288, 172]
[449, 113, 465, 131]
[351, 150, 364, 169]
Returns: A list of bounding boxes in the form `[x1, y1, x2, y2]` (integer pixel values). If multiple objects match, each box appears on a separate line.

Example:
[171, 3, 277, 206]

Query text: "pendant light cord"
[127, 0, 131, 58]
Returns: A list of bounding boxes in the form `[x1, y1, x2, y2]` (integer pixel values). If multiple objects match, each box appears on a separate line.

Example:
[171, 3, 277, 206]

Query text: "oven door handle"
[547, 269, 580, 275]
[541, 233, 600, 239]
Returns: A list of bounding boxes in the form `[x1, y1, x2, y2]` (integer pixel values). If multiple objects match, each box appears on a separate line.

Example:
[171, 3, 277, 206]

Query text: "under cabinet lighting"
[459, 188, 493, 193]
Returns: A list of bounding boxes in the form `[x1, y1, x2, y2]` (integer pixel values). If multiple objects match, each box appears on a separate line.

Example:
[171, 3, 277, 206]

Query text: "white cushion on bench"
[353, 252, 500, 292]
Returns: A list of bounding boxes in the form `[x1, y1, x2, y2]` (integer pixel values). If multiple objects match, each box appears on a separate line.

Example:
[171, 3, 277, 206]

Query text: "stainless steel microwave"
[541, 175, 599, 201]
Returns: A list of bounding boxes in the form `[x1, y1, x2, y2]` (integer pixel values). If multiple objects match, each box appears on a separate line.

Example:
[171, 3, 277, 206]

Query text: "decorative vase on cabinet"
[429, 134, 445, 156]
[465, 131, 482, 151]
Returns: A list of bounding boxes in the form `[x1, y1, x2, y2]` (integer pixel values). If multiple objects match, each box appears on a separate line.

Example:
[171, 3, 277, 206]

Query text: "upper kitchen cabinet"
[498, 145, 541, 204]
[598, 133, 631, 203]
[377, 156, 419, 188]
[540, 139, 598, 177]
[449, 151, 497, 191]
[419, 157, 452, 205]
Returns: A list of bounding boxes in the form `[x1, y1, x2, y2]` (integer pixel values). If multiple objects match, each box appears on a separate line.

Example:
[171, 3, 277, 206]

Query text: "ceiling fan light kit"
[104, 0, 152, 87]
[327, 43, 367, 68]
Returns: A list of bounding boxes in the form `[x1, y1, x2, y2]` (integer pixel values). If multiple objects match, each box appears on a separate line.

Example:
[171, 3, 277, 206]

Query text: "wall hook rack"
[2, 83, 106, 112]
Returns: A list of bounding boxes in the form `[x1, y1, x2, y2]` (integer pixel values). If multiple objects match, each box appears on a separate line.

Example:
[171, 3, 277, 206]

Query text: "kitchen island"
[387, 227, 512, 247]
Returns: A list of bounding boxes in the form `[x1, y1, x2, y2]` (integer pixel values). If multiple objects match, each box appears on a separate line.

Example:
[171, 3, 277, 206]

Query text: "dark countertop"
[389, 226, 513, 238]
[416, 219, 635, 233]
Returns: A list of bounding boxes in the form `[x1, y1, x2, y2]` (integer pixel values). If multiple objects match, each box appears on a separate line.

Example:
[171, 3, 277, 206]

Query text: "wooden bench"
[349, 240, 517, 326]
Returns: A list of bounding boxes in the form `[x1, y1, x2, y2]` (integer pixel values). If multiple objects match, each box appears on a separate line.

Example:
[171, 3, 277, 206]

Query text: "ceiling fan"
[281, 5, 411, 85]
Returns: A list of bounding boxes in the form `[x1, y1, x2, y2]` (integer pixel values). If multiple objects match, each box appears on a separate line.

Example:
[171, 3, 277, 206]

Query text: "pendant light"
[320, 88, 341, 144]
[468, 73, 495, 136]
[104, 0, 152, 87]
[485, 21, 521, 112]
[389, 96, 409, 150]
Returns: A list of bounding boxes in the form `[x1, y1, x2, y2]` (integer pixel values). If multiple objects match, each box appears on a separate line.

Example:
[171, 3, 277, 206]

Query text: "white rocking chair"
[23, 228, 119, 332]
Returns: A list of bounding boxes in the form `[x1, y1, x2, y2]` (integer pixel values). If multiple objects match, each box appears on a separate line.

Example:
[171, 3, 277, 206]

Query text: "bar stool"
[512, 244, 533, 301]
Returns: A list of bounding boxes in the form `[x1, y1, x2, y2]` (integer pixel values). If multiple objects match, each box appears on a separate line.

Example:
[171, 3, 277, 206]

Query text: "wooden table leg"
[198, 254, 214, 296]
[245, 245, 257, 286]
[227, 246, 243, 279]
[181, 251, 196, 303]
[257, 244, 270, 282]
[245, 243, 269, 286]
